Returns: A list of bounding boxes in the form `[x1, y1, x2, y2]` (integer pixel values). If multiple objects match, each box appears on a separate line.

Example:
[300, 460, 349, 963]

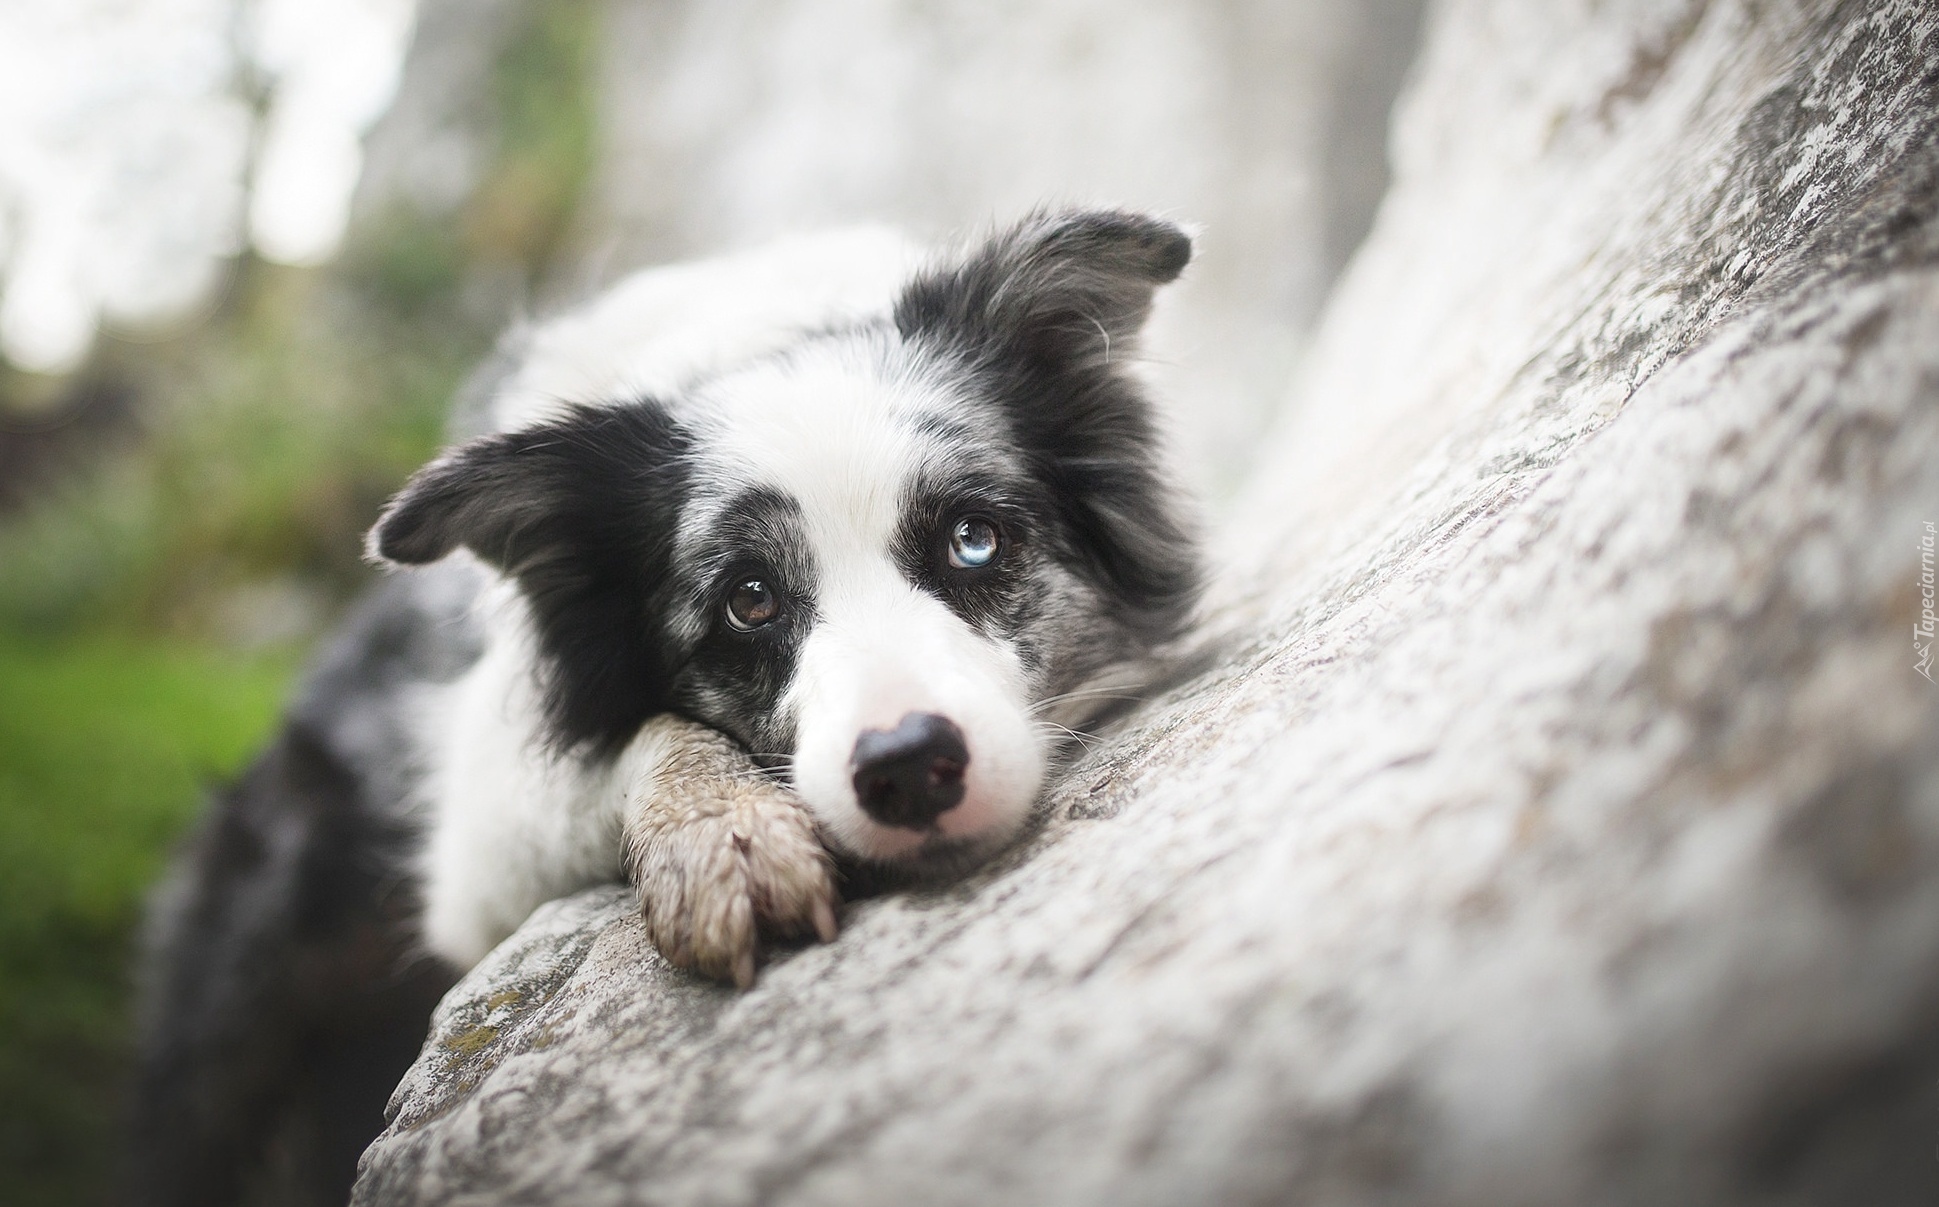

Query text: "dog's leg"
[131, 723, 453, 1207]
[618, 716, 839, 987]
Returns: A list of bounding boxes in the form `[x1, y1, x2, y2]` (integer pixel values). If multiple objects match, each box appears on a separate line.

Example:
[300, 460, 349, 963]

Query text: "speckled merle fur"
[372, 211, 1199, 773]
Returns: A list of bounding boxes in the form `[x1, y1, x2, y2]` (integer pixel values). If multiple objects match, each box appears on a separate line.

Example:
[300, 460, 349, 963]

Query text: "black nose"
[850, 712, 970, 830]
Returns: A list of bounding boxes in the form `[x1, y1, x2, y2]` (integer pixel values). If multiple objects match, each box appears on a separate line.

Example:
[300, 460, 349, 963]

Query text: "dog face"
[371, 210, 1199, 869]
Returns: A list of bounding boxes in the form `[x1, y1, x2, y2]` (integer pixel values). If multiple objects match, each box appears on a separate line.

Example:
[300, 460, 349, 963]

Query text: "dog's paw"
[622, 721, 838, 988]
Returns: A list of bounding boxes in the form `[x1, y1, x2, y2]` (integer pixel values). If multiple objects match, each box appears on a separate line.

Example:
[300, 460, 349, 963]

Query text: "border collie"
[131, 208, 1199, 1207]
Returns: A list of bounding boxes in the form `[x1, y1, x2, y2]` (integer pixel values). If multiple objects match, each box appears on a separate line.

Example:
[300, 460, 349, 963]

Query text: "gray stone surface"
[354, 0, 524, 224]
[354, 1, 1939, 1203]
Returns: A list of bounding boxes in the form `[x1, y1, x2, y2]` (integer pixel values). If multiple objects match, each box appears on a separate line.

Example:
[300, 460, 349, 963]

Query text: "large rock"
[354, 1, 1939, 1203]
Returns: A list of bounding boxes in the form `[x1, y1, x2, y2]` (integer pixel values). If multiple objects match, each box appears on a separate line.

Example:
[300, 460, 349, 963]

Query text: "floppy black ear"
[368, 402, 691, 757]
[893, 208, 1191, 367]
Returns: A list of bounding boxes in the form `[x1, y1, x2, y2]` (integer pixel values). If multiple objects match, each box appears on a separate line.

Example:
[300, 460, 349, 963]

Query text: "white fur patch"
[492, 227, 924, 433]
[690, 338, 1049, 861]
[414, 579, 632, 967]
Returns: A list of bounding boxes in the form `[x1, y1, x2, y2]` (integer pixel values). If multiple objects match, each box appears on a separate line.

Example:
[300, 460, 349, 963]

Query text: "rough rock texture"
[355, 2, 1939, 1204]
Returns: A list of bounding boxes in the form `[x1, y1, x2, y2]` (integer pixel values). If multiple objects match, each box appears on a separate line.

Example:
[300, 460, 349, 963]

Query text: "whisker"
[1031, 720, 1101, 750]
[1029, 687, 1142, 716]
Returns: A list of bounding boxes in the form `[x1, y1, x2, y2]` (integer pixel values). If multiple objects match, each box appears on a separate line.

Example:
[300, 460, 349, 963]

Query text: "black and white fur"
[132, 209, 1199, 1207]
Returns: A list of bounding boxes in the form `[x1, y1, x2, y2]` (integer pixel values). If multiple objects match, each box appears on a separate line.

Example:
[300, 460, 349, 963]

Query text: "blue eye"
[947, 516, 1001, 570]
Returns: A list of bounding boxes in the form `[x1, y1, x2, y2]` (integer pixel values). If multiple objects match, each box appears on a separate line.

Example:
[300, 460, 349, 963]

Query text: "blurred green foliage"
[0, 262, 472, 641]
[468, 0, 600, 277]
[0, 2, 602, 1202]
[0, 637, 295, 1205]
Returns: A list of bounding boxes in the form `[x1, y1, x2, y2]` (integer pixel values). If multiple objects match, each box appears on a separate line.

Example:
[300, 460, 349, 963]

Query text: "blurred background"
[0, 1, 1423, 1201]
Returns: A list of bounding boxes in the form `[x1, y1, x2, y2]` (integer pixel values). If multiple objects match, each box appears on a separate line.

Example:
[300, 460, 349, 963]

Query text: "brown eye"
[725, 579, 781, 631]
[948, 516, 1001, 570]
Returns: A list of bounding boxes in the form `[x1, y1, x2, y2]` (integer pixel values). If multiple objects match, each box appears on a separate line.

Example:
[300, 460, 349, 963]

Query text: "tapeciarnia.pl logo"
[1918, 521, 1936, 682]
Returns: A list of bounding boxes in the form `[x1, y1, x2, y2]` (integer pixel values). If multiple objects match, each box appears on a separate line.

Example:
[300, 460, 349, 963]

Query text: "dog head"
[370, 209, 1199, 869]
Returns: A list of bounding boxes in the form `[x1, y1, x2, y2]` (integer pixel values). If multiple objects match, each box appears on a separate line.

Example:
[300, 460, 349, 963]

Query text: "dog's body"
[132, 210, 1199, 1206]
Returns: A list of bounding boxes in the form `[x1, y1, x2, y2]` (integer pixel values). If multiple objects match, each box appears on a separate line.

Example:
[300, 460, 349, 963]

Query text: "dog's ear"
[369, 402, 690, 756]
[365, 428, 557, 570]
[893, 208, 1190, 366]
[368, 404, 686, 571]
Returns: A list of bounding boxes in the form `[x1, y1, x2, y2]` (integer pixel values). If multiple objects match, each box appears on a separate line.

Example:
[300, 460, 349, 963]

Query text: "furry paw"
[622, 719, 839, 988]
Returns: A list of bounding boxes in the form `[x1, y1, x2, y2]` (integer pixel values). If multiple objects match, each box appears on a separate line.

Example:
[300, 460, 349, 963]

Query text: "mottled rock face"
[355, 2, 1939, 1204]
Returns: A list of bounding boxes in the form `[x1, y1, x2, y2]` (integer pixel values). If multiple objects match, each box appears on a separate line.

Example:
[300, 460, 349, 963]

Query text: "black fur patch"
[370, 402, 691, 756]
[665, 487, 818, 764]
[894, 209, 1201, 650]
[890, 470, 1044, 643]
[132, 721, 453, 1207]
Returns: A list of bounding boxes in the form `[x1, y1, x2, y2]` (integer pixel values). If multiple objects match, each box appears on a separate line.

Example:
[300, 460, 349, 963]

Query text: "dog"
[130, 208, 1201, 1206]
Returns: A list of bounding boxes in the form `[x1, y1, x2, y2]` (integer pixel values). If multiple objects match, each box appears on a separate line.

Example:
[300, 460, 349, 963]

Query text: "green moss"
[441, 1023, 501, 1062]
